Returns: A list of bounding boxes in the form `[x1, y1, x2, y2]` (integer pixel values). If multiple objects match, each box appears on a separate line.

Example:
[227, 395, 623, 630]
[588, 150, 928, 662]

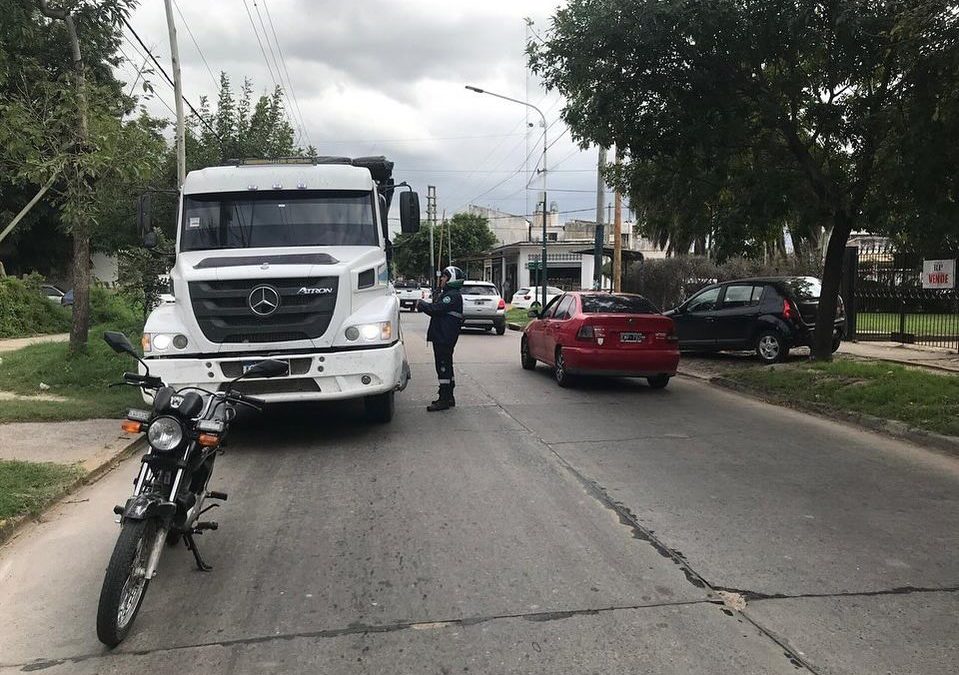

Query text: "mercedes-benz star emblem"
[248, 285, 280, 317]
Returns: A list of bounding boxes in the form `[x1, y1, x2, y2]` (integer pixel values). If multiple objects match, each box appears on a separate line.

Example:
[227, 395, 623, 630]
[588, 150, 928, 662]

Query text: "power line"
[117, 43, 178, 118]
[172, 0, 219, 91]
[242, 0, 278, 86]
[240, 0, 301, 145]
[252, 0, 301, 143]
[262, 0, 311, 147]
[121, 18, 221, 142]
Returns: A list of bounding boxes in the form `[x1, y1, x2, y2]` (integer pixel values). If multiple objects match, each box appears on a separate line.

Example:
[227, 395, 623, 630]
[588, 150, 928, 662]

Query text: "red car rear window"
[581, 294, 660, 314]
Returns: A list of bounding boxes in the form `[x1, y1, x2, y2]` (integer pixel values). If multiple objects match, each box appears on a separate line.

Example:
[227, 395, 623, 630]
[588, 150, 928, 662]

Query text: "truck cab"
[139, 156, 420, 423]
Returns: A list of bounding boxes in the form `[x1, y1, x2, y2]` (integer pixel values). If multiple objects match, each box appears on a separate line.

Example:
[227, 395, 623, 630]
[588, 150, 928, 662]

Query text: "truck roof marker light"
[272, 183, 282, 189]
[247, 185, 258, 191]
[297, 182, 307, 189]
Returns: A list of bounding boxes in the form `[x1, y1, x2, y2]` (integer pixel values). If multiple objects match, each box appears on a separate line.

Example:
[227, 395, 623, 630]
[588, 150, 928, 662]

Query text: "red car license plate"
[620, 332, 645, 343]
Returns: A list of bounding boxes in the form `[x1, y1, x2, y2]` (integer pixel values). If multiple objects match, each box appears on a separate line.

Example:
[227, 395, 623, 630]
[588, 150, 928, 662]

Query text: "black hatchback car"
[664, 276, 846, 363]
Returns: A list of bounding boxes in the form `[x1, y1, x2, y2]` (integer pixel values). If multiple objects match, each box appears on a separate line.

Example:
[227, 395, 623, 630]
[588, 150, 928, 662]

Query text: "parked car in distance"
[40, 284, 65, 303]
[510, 286, 564, 309]
[521, 292, 679, 388]
[664, 276, 846, 364]
[394, 280, 424, 311]
[461, 281, 507, 335]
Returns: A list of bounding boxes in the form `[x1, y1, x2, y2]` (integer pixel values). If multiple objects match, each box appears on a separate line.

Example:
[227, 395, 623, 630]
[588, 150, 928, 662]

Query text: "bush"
[0, 274, 71, 338]
[90, 286, 142, 335]
[623, 255, 823, 310]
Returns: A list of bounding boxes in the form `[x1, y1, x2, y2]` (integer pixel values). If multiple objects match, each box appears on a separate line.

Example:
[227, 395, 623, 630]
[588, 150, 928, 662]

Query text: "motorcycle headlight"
[147, 416, 183, 452]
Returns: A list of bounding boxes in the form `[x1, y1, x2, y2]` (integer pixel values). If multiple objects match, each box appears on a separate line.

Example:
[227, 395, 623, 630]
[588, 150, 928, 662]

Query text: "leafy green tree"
[393, 213, 497, 280]
[530, 0, 959, 359]
[0, 0, 166, 350]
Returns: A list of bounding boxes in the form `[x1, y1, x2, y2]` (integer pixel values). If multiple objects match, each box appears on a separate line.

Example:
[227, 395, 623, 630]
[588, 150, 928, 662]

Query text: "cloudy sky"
[118, 0, 618, 232]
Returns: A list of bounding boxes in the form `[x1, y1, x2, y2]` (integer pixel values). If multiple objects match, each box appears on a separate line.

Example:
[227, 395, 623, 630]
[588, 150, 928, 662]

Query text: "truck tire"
[365, 391, 395, 423]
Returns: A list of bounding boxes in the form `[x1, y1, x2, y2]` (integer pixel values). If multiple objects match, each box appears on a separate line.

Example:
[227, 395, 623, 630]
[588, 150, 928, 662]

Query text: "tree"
[393, 213, 497, 280]
[0, 0, 167, 350]
[530, 0, 959, 359]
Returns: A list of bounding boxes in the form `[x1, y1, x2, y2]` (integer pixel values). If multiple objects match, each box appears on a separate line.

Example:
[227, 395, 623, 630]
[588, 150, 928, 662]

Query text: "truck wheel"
[365, 391, 395, 424]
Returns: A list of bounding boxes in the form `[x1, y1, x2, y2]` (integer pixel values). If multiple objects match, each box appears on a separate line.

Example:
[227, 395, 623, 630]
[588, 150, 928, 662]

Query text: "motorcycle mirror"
[241, 359, 289, 379]
[103, 331, 137, 357]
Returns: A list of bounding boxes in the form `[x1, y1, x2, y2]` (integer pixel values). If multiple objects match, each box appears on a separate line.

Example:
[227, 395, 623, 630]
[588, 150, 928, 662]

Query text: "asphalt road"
[1, 312, 956, 674]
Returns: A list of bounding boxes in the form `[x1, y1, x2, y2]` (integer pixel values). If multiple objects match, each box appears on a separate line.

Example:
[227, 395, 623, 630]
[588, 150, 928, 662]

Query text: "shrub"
[0, 275, 71, 338]
[90, 286, 142, 335]
[623, 255, 823, 310]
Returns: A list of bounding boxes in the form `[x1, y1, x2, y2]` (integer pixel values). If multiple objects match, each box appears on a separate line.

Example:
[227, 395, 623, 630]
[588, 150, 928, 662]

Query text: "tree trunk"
[811, 213, 852, 360]
[69, 230, 90, 351]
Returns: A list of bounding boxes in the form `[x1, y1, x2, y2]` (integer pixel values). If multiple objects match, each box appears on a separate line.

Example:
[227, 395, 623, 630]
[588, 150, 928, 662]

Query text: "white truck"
[137, 156, 420, 423]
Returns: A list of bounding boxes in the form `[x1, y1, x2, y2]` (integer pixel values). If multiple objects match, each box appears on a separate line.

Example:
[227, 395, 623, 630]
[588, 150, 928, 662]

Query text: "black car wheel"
[520, 336, 536, 370]
[495, 322, 506, 335]
[647, 374, 671, 389]
[831, 336, 842, 353]
[756, 330, 786, 364]
[554, 348, 574, 388]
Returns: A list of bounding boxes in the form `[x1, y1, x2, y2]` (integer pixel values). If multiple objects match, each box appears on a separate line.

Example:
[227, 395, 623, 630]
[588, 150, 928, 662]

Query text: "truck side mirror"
[399, 192, 420, 234]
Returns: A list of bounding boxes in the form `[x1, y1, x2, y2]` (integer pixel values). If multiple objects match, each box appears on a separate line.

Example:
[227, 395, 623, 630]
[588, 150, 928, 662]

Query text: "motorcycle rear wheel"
[96, 519, 157, 647]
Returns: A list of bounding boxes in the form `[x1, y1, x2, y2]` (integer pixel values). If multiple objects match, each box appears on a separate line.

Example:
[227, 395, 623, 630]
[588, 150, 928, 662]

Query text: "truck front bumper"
[142, 342, 407, 403]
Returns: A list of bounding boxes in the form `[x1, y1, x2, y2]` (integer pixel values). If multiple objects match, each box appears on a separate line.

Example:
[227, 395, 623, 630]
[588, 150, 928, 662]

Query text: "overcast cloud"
[121, 0, 616, 233]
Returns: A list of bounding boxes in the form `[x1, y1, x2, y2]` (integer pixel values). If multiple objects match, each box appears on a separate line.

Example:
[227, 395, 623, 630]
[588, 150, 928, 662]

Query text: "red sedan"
[520, 292, 680, 388]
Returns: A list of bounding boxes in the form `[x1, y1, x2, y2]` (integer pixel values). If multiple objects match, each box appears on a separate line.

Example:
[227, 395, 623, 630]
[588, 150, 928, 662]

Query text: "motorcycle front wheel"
[96, 519, 157, 647]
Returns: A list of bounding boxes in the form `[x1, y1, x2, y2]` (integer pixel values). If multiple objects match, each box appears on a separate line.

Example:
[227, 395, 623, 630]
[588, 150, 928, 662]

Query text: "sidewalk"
[838, 340, 959, 373]
[0, 333, 69, 353]
[0, 419, 138, 472]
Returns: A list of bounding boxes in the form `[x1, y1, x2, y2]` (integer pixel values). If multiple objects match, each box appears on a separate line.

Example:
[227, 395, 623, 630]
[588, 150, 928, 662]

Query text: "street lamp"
[465, 85, 549, 310]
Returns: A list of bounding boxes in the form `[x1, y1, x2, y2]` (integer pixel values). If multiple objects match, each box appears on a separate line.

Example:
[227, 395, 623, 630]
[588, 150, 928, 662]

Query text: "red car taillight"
[577, 324, 606, 344]
[783, 298, 796, 322]
[497, 298, 506, 309]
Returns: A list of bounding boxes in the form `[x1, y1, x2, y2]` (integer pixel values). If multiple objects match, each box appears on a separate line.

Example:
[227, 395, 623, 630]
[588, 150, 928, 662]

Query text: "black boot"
[428, 384, 453, 411]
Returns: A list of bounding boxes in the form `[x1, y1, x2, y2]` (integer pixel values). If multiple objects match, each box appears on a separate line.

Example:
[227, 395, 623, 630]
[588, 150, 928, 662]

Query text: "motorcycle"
[96, 331, 288, 647]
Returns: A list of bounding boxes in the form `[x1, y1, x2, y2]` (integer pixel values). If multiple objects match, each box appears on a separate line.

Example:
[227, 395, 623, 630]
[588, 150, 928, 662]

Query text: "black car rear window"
[581, 294, 659, 314]
[783, 277, 822, 300]
[462, 285, 498, 296]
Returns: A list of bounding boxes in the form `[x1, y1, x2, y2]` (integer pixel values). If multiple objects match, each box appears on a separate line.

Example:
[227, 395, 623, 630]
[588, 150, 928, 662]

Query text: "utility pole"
[444, 209, 451, 267]
[593, 147, 607, 290]
[163, 0, 186, 186]
[613, 146, 623, 293]
[427, 185, 436, 286]
[36, 0, 91, 351]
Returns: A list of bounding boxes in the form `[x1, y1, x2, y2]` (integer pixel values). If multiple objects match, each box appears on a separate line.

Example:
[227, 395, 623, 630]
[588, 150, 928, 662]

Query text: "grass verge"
[506, 307, 533, 328]
[723, 359, 959, 438]
[0, 459, 85, 521]
[0, 325, 143, 423]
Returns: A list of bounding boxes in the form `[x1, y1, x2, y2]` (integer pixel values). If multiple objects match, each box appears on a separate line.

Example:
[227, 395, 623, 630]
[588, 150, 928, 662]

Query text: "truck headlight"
[345, 322, 392, 342]
[143, 333, 189, 352]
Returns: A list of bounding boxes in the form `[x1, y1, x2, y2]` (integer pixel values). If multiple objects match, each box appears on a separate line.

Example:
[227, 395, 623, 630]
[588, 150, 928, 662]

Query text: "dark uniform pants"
[432, 342, 455, 400]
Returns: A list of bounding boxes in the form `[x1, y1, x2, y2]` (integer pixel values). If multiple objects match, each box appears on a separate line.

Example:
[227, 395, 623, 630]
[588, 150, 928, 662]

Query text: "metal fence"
[847, 243, 959, 351]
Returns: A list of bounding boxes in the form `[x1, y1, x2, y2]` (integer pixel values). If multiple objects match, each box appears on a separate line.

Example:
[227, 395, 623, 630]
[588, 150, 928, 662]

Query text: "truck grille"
[188, 277, 338, 344]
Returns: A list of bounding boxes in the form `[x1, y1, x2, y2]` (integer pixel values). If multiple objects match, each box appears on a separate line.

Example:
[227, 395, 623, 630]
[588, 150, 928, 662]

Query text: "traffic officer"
[418, 266, 465, 411]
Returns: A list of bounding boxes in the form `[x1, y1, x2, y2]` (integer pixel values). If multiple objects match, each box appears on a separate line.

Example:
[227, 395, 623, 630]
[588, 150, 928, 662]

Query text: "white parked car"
[40, 284, 65, 303]
[461, 281, 507, 335]
[510, 286, 564, 310]
[393, 280, 424, 311]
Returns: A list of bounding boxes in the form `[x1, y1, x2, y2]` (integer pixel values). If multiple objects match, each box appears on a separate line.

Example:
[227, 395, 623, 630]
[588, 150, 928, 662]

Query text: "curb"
[694, 372, 959, 458]
[0, 435, 147, 548]
[507, 322, 524, 332]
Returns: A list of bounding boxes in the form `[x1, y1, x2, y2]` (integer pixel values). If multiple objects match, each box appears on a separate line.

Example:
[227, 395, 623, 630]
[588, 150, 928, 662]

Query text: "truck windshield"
[180, 190, 377, 251]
